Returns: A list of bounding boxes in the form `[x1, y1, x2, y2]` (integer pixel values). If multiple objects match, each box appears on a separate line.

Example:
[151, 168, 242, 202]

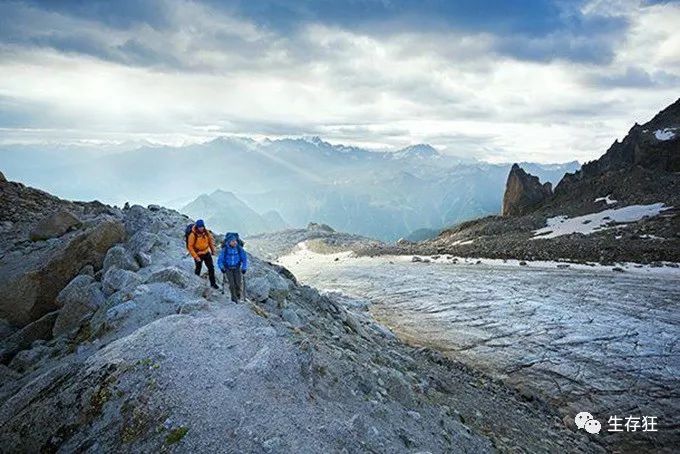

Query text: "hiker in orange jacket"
[187, 219, 218, 289]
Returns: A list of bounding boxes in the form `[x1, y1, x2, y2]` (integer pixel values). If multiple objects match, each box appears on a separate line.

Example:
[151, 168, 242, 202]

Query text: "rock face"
[501, 164, 553, 216]
[0, 311, 59, 363]
[556, 97, 680, 194]
[0, 220, 126, 326]
[52, 275, 106, 337]
[29, 210, 82, 241]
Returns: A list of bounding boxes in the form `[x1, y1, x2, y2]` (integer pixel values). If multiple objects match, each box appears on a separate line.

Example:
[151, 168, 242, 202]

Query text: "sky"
[0, 0, 678, 163]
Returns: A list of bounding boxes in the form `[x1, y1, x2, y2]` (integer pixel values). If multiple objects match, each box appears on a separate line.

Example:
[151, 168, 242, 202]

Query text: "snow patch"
[639, 234, 665, 240]
[451, 239, 475, 246]
[532, 203, 672, 239]
[654, 128, 677, 141]
[594, 195, 617, 205]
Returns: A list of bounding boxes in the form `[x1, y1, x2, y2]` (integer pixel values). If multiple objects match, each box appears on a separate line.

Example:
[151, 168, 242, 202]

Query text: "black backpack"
[223, 232, 245, 248]
[184, 223, 194, 248]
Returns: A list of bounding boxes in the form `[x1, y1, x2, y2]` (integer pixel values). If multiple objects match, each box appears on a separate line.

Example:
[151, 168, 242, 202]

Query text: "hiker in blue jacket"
[217, 232, 248, 302]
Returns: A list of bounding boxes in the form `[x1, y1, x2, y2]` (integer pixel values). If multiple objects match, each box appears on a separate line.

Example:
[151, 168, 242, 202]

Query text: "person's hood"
[225, 233, 238, 244]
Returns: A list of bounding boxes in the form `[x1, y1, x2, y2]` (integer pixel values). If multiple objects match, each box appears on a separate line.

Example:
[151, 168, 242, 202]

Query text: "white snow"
[594, 195, 617, 205]
[532, 203, 671, 239]
[654, 128, 677, 141]
[451, 239, 475, 246]
[278, 248, 680, 282]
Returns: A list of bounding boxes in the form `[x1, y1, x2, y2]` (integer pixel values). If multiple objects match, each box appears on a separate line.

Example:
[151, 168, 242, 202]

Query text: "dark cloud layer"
[5, 0, 637, 65]
[0, 0, 678, 163]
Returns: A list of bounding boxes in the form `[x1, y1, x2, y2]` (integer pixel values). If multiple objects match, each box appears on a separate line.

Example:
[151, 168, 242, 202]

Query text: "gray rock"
[53, 275, 106, 337]
[0, 219, 126, 326]
[411, 256, 423, 262]
[55, 275, 94, 309]
[178, 300, 211, 314]
[135, 251, 152, 268]
[0, 311, 58, 363]
[281, 308, 303, 327]
[103, 245, 140, 272]
[104, 300, 137, 323]
[9, 345, 50, 372]
[29, 210, 82, 241]
[101, 268, 142, 296]
[128, 231, 161, 255]
[79, 264, 95, 276]
[146, 267, 191, 288]
[247, 277, 271, 302]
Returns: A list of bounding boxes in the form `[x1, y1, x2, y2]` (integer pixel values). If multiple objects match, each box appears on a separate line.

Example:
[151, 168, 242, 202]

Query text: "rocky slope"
[245, 222, 383, 261]
[0, 174, 599, 453]
[360, 99, 680, 264]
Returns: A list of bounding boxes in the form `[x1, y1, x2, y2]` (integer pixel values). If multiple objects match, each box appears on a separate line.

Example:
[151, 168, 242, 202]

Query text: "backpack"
[223, 232, 245, 248]
[184, 223, 194, 248]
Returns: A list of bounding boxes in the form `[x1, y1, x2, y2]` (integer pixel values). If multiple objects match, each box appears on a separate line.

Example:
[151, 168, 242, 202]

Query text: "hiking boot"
[231, 298, 238, 304]
[211, 284, 219, 290]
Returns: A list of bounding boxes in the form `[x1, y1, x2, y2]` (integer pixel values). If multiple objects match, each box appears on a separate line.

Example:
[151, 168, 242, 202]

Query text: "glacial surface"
[279, 248, 680, 449]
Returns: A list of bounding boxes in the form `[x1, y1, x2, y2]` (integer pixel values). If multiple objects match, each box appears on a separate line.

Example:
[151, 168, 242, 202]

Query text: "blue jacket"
[217, 233, 248, 272]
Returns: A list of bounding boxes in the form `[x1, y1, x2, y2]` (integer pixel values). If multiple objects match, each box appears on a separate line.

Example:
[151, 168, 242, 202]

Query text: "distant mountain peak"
[393, 144, 440, 159]
[307, 136, 326, 146]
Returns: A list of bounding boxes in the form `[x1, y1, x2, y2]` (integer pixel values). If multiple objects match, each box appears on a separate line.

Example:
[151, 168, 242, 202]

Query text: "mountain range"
[0, 137, 579, 241]
[181, 190, 287, 236]
[363, 98, 680, 263]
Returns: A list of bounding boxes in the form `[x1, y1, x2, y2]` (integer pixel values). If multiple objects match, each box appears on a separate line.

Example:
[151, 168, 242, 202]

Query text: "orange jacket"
[187, 226, 215, 260]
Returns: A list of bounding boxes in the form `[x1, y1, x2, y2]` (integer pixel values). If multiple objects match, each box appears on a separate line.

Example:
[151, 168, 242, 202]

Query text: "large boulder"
[101, 268, 142, 296]
[52, 275, 106, 337]
[128, 231, 162, 255]
[29, 210, 82, 241]
[146, 267, 192, 288]
[102, 245, 139, 272]
[247, 277, 271, 302]
[501, 164, 553, 217]
[0, 220, 126, 326]
[0, 311, 58, 363]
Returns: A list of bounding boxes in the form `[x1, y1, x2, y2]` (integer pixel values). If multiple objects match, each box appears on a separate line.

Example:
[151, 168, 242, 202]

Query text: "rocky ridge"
[0, 176, 597, 452]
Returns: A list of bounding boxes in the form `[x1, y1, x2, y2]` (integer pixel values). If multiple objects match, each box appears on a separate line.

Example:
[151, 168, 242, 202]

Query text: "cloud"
[0, 0, 678, 163]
